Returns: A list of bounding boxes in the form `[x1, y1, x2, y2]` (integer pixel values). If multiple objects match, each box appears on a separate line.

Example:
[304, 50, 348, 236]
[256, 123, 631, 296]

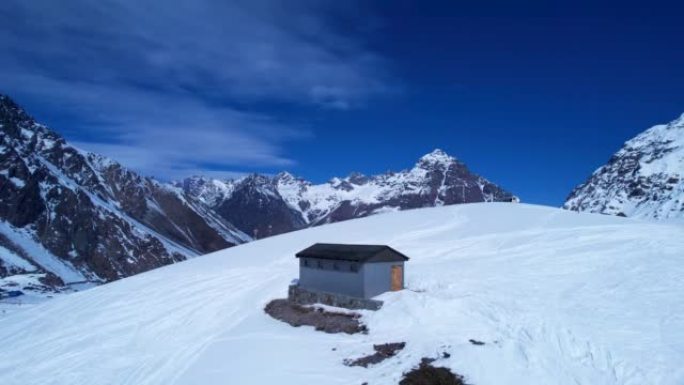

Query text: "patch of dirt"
[399, 358, 468, 385]
[468, 339, 485, 346]
[344, 342, 406, 367]
[264, 299, 367, 334]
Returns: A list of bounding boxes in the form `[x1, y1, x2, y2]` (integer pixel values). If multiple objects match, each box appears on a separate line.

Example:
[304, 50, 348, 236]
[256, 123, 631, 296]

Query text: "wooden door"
[391, 265, 403, 291]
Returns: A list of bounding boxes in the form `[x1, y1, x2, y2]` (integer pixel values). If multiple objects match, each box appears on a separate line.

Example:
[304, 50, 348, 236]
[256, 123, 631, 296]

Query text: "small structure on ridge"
[288, 243, 409, 310]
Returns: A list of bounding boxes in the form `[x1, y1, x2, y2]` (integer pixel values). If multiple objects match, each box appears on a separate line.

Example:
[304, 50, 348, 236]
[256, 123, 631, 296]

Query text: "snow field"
[0, 203, 682, 385]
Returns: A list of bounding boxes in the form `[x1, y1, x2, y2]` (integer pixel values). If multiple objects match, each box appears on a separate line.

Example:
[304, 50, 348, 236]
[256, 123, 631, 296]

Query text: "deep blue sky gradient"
[2, 0, 683, 205]
[287, 1, 684, 204]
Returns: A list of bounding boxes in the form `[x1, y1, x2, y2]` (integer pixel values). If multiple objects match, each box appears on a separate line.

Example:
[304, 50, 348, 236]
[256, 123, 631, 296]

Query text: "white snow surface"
[0, 203, 683, 385]
[0, 245, 36, 272]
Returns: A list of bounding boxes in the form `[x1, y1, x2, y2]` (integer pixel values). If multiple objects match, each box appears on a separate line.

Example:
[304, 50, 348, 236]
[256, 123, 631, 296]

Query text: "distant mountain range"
[0, 95, 515, 293]
[175, 149, 516, 238]
[3, 91, 683, 297]
[3, 91, 682, 298]
[564, 113, 684, 220]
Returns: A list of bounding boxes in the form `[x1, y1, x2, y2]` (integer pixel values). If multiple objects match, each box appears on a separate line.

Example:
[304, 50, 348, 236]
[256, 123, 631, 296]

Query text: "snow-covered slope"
[0, 94, 249, 287]
[564, 113, 684, 219]
[1, 203, 682, 385]
[178, 149, 515, 236]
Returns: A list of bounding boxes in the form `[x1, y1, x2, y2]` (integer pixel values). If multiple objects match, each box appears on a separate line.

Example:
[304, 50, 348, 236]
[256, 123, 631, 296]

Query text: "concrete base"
[288, 284, 383, 311]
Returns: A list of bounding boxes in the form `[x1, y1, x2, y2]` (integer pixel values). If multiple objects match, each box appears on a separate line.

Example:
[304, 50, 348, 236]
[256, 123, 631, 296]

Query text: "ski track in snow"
[0, 203, 682, 385]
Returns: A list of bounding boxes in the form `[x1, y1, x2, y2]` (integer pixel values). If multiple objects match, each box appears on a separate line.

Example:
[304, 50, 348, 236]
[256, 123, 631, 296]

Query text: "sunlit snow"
[0, 203, 682, 385]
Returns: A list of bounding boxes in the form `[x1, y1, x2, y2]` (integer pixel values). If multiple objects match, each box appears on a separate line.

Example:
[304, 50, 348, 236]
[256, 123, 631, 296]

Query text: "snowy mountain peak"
[345, 172, 369, 185]
[273, 171, 310, 187]
[0, 94, 30, 121]
[178, 150, 514, 236]
[0, 95, 46, 140]
[241, 173, 272, 185]
[416, 148, 460, 169]
[564, 113, 684, 219]
[274, 171, 295, 182]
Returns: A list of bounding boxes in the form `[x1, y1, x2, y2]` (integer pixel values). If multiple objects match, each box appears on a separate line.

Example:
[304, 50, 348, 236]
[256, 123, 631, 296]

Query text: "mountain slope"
[0, 203, 682, 385]
[0, 95, 248, 286]
[564, 113, 684, 219]
[179, 149, 515, 236]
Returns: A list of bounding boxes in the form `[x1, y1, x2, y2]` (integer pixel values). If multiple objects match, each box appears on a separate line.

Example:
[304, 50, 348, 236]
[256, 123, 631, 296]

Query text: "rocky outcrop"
[213, 174, 307, 238]
[564, 114, 684, 219]
[0, 95, 249, 283]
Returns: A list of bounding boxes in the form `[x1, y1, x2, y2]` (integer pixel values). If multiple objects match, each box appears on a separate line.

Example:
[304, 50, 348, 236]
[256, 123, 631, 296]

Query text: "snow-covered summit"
[415, 148, 459, 169]
[177, 149, 515, 236]
[564, 113, 684, 219]
[273, 171, 300, 186]
[1, 203, 682, 385]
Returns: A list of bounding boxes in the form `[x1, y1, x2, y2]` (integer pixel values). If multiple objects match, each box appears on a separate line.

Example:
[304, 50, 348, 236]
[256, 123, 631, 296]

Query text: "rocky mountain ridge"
[0, 95, 248, 292]
[564, 113, 684, 219]
[177, 149, 516, 237]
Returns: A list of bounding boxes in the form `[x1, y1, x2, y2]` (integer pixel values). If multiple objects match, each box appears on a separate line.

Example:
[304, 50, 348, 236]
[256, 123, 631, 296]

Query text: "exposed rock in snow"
[177, 149, 515, 236]
[0, 94, 249, 285]
[564, 114, 684, 219]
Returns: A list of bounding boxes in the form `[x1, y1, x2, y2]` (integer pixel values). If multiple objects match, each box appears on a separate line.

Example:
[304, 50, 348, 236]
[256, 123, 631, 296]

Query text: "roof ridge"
[295, 243, 409, 262]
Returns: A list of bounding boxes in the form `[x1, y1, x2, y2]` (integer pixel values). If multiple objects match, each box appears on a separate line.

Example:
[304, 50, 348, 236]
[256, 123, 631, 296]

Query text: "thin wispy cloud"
[0, 0, 392, 179]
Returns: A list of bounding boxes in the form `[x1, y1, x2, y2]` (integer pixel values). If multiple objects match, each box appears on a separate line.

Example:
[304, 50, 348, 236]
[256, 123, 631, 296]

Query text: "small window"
[350, 263, 358, 272]
[303, 259, 309, 267]
[317, 261, 323, 269]
[333, 262, 340, 270]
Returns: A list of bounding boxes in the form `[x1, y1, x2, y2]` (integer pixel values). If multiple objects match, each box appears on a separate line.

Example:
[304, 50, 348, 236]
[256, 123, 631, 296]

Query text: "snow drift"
[0, 203, 682, 385]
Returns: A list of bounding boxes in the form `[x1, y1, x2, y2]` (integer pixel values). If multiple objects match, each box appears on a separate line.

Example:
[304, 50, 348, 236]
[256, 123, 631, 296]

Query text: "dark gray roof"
[295, 243, 409, 263]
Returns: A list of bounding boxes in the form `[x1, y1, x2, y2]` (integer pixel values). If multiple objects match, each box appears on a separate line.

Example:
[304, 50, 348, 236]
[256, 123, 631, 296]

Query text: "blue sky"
[1, 0, 683, 205]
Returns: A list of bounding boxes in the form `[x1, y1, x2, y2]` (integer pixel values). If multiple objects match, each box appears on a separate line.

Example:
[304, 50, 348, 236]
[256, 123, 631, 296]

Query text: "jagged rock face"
[178, 149, 515, 236]
[0, 95, 247, 283]
[304, 150, 514, 225]
[213, 175, 307, 238]
[564, 114, 684, 219]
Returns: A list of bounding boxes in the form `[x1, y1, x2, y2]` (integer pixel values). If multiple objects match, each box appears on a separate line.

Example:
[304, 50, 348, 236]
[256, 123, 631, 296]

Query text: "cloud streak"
[0, 0, 391, 179]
